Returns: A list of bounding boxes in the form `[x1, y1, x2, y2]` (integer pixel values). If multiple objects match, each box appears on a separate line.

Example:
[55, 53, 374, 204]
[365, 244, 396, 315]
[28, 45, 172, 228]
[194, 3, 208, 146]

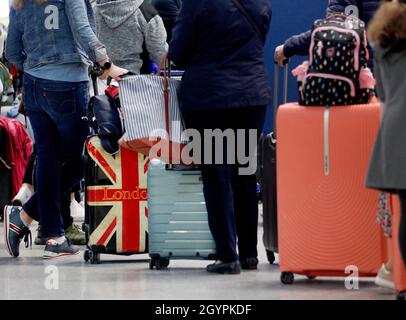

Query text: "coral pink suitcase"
[390, 196, 406, 300]
[277, 103, 387, 284]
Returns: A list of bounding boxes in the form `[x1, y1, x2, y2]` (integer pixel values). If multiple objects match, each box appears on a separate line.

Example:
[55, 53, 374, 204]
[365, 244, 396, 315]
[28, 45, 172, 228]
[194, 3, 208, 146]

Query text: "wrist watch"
[101, 59, 112, 71]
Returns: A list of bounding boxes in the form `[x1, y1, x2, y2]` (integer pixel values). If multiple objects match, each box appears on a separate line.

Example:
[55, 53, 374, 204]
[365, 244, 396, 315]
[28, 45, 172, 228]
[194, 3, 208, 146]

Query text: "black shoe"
[240, 257, 259, 270]
[3, 206, 32, 258]
[206, 261, 241, 274]
[43, 238, 80, 259]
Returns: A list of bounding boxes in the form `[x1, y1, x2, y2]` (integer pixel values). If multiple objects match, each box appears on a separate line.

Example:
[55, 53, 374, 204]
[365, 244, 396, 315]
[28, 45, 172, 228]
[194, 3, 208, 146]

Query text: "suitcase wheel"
[84, 249, 101, 264]
[397, 292, 406, 301]
[150, 257, 170, 270]
[266, 250, 276, 265]
[280, 272, 294, 285]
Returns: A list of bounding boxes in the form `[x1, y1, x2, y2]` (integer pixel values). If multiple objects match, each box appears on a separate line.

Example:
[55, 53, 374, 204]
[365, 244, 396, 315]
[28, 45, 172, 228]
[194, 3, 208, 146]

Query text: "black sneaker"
[43, 238, 80, 259]
[206, 261, 241, 275]
[240, 257, 259, 270]
[3, 206, 32, 258]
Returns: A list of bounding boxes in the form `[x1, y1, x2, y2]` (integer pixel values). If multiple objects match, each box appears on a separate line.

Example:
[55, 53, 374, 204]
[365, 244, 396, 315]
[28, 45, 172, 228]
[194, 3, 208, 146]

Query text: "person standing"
[94, 0, 168, 74]
[274, 0, 380, 66]
[169, 0, 272, 274]
[366, 0, 406, 271]
[150, 0, 182, 42]
[4, 0, 124, 259]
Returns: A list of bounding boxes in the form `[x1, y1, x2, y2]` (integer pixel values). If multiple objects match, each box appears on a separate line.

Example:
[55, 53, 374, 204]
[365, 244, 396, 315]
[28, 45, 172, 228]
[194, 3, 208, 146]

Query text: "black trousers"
[184, 106, 266, 263]
[397, 191, 406, 267]
[22, 149, 74, 230]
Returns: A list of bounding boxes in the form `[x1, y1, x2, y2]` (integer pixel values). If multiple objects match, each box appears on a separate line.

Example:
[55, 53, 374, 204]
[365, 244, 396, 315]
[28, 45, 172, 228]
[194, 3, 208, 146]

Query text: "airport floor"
[0, 212, 397, 301]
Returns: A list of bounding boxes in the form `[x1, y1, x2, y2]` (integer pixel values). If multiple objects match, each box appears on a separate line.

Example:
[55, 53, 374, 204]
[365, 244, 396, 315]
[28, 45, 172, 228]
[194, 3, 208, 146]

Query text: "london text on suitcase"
[277, 102, 387, 284]
[147, 159, 216, 270]
[390, 197, 406, 300]
[83, 136, 149, 264]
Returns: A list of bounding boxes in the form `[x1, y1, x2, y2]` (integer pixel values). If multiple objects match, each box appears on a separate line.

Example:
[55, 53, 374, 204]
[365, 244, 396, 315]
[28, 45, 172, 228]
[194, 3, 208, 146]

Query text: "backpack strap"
[231, 0, 266, 43]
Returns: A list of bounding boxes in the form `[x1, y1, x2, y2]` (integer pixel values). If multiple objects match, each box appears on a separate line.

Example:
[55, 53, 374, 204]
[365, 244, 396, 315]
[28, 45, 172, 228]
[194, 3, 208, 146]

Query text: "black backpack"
[300, 14, 373, 106]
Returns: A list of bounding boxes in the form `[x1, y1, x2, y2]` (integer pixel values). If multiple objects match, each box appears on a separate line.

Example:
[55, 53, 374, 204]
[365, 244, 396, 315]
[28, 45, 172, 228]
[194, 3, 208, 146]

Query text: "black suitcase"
[262, 62, 289, 264]
[0, 126, 12, 221]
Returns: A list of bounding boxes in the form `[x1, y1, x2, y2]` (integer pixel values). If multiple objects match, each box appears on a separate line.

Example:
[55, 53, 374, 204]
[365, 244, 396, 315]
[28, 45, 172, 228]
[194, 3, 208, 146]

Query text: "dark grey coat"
[366, 47, 406, 192]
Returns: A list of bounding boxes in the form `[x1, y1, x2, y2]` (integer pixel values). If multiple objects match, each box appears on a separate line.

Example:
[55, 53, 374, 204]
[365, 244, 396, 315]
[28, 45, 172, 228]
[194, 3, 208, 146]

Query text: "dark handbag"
[87, 94, 123, 154]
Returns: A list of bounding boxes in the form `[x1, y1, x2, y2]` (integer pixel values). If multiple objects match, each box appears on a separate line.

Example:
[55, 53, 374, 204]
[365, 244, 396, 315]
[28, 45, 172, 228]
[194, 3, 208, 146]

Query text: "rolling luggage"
[390, 196, 406, 300]
[147, 159, 216, 270]
[82, 70, 149, 264]
[83, 136, 149, 264]
[277, 102, 387, 284]
[262, 62, 289, 264]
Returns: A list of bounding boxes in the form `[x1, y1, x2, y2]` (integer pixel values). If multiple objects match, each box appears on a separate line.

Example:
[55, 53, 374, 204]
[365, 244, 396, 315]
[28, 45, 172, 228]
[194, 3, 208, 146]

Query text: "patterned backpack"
[298, 14, 374, 106]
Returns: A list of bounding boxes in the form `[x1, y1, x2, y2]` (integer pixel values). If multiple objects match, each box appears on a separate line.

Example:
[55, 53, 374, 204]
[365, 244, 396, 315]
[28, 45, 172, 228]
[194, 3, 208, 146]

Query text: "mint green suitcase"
[147, 159, 216, 269]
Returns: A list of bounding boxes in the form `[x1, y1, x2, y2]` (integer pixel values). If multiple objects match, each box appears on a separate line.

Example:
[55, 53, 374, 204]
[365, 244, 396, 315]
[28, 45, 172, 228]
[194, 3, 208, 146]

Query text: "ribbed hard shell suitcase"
[147, 159, 216, 270]
[390, 196, 406, 300]
[83, 136, 149, 264]
[277, 103, 387, 284]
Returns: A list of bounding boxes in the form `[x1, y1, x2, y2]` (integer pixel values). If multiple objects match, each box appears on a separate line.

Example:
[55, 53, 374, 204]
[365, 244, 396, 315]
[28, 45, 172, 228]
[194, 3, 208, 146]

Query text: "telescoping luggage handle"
[272, 60, 289, 141]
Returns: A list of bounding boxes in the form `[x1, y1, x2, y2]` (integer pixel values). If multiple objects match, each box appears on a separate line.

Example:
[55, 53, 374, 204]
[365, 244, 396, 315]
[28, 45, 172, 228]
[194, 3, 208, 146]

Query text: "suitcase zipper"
[324, 106, 330, 177]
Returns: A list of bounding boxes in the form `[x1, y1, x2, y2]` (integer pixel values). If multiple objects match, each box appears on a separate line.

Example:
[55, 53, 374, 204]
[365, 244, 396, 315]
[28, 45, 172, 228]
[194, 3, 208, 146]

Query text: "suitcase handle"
[272, 60, 289, 139]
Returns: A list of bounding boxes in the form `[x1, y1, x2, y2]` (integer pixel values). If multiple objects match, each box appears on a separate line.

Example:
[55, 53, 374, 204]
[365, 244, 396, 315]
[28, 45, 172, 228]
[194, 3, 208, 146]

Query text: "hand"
[275, 45, 287, 66]
[104, 64, 129, 80]
[159, 53, 168, 71]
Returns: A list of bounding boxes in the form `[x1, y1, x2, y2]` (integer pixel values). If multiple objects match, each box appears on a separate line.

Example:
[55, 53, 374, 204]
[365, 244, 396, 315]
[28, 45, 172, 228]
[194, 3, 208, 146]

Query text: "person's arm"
[168, 0, 200, 66]
[283, 30, 312, 58]
[5, 9, 25, 71]
[144, 16, 169, 67]
[65, 0, 108, 64]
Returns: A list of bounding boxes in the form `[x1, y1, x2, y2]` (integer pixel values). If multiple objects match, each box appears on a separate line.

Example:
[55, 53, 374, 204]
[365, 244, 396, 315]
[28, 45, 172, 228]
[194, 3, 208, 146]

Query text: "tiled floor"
[0, 220, 396, 300]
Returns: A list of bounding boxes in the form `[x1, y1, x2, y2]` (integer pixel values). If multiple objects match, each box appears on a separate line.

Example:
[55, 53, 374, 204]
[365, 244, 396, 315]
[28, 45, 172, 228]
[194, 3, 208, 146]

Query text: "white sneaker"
[375, 264, 395, 290]
[70, 200, 85, 220]
[12, 184, 33, 206]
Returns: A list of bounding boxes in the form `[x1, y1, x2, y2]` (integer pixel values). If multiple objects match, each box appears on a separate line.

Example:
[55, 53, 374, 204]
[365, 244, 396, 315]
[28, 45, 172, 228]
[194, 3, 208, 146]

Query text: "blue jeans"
[22, 74, 90, 238]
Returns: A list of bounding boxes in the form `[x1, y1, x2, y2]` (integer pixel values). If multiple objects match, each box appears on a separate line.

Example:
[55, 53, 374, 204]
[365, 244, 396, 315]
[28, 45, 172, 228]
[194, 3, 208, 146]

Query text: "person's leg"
[398, 190, 406, 267]
[61, 192, 73, 230]
[232, 106, 266, 268]
[12, 150, 35, 206]
[184, 110, 239, 272]
[31, 79, 89, 238]
[22, 109, 64, 238]
[201, 163, 238, 263]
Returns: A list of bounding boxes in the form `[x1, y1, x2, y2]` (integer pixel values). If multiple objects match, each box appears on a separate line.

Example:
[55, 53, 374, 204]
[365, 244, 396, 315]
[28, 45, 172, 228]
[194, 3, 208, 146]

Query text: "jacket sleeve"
[169, 0, 200, 66]
[65, 0, 108, 63]
[283, 30, 312, 58]
[144, 16, 169, 66]
[5, 9, 25, 71]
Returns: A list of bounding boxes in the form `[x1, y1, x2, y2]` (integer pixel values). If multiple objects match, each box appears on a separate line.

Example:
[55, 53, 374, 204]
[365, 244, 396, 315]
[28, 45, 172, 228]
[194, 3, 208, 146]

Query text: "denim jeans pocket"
[42, 86, 77, 117]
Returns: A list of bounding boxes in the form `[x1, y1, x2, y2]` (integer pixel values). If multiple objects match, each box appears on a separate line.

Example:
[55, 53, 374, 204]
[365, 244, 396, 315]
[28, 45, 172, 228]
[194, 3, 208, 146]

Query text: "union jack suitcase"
[83, 136, 149, 264]
[147, 159, 217, 270]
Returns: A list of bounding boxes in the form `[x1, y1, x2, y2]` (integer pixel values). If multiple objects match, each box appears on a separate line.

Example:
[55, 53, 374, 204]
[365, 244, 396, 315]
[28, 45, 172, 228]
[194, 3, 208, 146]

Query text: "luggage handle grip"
[272, 60, 289, 138]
